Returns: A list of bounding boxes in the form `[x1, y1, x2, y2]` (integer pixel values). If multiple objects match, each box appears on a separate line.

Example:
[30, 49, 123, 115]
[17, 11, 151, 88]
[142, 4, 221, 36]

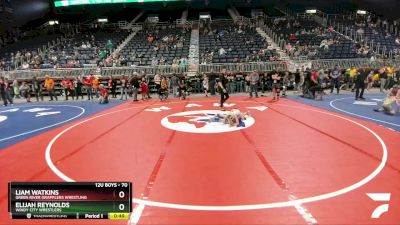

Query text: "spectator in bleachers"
[396, 37, 400, 45]
[176, 39, 184, 48]
[0, 59, 6, 71]
[289, 34, 297, 41]
[356, 28, 364, 36]
[159, 56, 165, 66]
[151, 57, 159, 66]
[219, 47, 227, 56]
[147, 35, 154, 44]
[172, 57, 179, 68]
[320, 39, 329, 51]
[179, 57, 188, 67]
[106, 40, 113, 54]
[286, 43, 293, 55]
[21, 62, 29, 70]
[99, 50, 107, 60]
[25, 51, 32, 62]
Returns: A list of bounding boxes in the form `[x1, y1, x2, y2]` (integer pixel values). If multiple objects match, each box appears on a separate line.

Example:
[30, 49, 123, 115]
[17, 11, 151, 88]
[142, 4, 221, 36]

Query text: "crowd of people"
[1, 65, 399, 114]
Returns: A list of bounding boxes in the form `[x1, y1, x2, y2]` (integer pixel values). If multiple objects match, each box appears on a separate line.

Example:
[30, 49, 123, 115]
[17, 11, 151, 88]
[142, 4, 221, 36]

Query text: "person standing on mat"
[61, 76, 74, 101]
[120, 75, 128, 101]
[92, 75, 100, 99]
[108, 76, 117, 98]
[249, 70, 259, 98]
[330, 65, 342, 94]
[154, 73, 161, 98]
[19, 82, 31, 103]
[83, 76, 93, 100]
[178, 77, 187, 100]
[73, 76, 83, 100]
[140, 77, 148, 100]
[130, 75, 140, 102]
[209, 70, 217, 96]
[271, 70, 282, 101]
[31, 76, 43, 102]
[144, 73, 152, 99]
[202, 74, 209, 97]
[44, 75, 57, 101]
[0, 77, 13, 106]
[159, 76, 169, 101]
[218, 68, 229, 110]
[355, 67, 368, 100]
[170, 73, 179, 98]
[379, 67, 388, 92]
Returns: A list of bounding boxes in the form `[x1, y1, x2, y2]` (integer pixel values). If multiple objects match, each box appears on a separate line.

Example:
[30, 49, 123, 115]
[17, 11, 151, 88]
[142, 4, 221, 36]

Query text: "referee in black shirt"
[218, 68, 230, 110]
[355, 67, 369, 100]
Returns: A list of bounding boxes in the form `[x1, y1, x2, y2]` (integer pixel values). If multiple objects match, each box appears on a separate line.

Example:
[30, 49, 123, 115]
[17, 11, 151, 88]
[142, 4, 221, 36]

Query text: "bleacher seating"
[121, 26, 190, 66]
[44, 29, 128, 69]
[2, 6, 400, 73]
[271, 18, 364, 59]
[199, 22, 278, 63]
[330, 15, 400, 57]
[0, 34, 63, 70]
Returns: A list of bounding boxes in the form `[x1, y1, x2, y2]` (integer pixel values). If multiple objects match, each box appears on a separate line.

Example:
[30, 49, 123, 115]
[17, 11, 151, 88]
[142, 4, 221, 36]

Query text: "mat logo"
[0, 115, 7, 123]
[367, 193, 391, 219]
[0, 107, 60, 118]
[161, 110, 255, 133]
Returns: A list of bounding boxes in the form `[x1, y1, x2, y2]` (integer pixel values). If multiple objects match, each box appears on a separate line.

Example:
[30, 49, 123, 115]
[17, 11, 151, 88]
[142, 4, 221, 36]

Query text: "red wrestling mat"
[0, 97, 399, 225]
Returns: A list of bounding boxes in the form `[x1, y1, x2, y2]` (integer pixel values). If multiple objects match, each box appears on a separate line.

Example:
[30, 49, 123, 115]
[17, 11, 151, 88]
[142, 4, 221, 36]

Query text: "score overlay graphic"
[8, 182, 132, 220]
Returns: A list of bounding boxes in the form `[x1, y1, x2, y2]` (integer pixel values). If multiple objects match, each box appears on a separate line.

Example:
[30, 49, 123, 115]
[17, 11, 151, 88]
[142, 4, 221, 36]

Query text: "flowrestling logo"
[161, 110, 255, 133]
